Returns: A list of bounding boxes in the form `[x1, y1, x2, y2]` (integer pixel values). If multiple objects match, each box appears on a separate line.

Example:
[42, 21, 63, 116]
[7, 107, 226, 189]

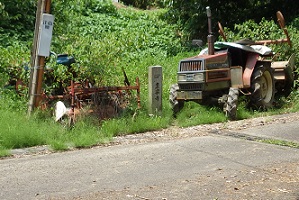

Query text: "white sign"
[37, 13, 54, 57]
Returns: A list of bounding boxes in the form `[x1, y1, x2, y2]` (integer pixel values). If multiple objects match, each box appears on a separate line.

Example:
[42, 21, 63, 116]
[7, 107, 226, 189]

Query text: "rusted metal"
[41, 77, 141, 121]
[70, 80, 75, 124]
[253, 38, 290, 46]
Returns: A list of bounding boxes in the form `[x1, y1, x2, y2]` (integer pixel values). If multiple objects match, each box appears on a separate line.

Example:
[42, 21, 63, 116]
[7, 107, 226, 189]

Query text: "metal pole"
[206, 6, 215, 55]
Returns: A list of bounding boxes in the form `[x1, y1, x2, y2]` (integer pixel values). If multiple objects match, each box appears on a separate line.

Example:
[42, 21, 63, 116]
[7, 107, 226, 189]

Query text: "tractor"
[169, 6, 295, 120]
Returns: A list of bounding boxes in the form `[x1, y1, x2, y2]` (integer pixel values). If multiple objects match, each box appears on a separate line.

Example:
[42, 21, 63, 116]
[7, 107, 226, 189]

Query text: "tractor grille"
[179, 60, 202, 72]
[206, 69, 230, 82]
[179, 83, 202, 90]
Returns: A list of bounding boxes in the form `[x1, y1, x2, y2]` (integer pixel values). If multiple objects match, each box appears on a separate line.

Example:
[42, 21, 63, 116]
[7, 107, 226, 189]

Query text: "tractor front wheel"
[224, 87, 239, 120]
[169, 84, 184, 117]
[250, 64, 275, 109]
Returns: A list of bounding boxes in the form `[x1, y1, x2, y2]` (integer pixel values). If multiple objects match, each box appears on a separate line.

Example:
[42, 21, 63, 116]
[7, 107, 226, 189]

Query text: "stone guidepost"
[148, 66, 163, 116]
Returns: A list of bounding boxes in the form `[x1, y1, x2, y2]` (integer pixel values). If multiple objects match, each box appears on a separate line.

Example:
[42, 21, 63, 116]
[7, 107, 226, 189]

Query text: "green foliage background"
[167, 0, 299, 41]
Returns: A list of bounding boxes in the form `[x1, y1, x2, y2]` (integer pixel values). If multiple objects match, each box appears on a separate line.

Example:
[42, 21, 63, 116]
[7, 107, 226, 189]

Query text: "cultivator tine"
[70, 80, 75, 125]
[122, 67, 130, 86]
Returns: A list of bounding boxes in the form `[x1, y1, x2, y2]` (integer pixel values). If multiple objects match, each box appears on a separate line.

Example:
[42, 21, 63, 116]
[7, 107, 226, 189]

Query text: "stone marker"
[148, 66, 163, 115]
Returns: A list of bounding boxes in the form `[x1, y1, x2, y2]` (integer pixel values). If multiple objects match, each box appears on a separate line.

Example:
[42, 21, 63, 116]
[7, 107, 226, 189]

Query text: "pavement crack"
[212, 130, 299, 149]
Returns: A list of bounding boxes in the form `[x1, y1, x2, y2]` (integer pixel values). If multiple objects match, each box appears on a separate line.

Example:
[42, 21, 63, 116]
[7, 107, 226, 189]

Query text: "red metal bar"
[70, 80, 75, 123]
[42, 77, 142, 112]
[253, 38, 289, 45]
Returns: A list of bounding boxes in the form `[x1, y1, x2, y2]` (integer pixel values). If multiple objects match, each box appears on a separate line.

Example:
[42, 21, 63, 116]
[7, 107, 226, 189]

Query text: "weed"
[259, 139, 299, 149]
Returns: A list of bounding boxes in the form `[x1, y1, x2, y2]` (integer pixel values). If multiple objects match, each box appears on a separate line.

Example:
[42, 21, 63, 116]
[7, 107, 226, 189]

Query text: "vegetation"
[167, 0, 299, 41]
[0, 0, 299, 157]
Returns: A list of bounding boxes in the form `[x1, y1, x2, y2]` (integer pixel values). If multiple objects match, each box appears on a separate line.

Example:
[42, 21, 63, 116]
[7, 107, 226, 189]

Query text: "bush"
[46, 5, 183, 90]
[0, 0, 36, 45]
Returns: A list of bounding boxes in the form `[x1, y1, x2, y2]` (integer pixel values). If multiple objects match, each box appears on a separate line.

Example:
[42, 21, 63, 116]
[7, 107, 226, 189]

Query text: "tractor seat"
[57, 54, 76, 67]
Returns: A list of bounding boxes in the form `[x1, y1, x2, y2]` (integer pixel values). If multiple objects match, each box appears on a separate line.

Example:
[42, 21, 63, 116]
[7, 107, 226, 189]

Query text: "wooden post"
[28, 0, 43, 114]
[28, 0, 52, 114]
[35, 0, 51, 108]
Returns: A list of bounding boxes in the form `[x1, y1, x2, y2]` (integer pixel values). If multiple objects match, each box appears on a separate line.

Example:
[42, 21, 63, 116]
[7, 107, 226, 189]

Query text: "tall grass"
[0, 110, 48, 149]
[0, 107, 108, 152]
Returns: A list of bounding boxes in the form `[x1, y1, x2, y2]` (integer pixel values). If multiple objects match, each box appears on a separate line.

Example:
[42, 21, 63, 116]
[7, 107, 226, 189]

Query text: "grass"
[259, 138, 299, 148]
[0, 110, 47, 149]
[1, 87, 299, 157]
[1, 70, 299, 157]
[1, 54, 298, 158]
[0, 86, 174, 155]
[0, 147, 10, 158]
[175, 102, 227, 127]
[0, 109, 114, 154]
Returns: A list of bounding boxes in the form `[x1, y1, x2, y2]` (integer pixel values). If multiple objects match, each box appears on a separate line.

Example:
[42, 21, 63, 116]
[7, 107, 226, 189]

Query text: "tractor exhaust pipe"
[206, 6, 215, 55]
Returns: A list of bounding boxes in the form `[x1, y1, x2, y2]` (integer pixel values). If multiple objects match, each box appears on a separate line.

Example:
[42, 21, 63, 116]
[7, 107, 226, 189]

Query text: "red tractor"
[170, 7, 295, 120]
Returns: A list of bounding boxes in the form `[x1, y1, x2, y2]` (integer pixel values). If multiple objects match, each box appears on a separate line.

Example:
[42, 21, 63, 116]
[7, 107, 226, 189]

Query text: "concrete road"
[238, 120, 299, 143]
[1, 121, 299, 200]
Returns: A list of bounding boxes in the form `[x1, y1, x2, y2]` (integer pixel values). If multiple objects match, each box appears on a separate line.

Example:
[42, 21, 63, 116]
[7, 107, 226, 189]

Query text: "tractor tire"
[169, 84, 184, 117]
[250, 64, 275, 110]
[224, 87, 239, 120]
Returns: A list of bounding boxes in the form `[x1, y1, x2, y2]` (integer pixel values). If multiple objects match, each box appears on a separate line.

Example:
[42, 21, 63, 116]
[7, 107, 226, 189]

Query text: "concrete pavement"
[237, 120, 299, 143]
[1, 127, 299, 199]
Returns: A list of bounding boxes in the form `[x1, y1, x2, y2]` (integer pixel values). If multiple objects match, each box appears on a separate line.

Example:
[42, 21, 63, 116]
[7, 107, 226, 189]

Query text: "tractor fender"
[271, 53, 296, 96]
[243, 53, 259, 88]
[271, 53, 295, 82]
[286, 53, 296, 84]
[286, 53, 296, 74]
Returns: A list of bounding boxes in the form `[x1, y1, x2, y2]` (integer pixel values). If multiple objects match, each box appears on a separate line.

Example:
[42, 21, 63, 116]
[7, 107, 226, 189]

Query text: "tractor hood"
[199, 42, 272, 56]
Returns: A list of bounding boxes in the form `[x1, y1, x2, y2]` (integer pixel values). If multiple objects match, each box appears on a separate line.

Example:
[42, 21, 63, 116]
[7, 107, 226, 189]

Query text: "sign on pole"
[37, 13, 54, 57]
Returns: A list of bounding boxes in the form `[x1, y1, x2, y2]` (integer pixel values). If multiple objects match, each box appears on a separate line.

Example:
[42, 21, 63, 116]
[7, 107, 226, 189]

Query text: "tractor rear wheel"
[169, 84, 184, 117]
[250, 64, 275, 109]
